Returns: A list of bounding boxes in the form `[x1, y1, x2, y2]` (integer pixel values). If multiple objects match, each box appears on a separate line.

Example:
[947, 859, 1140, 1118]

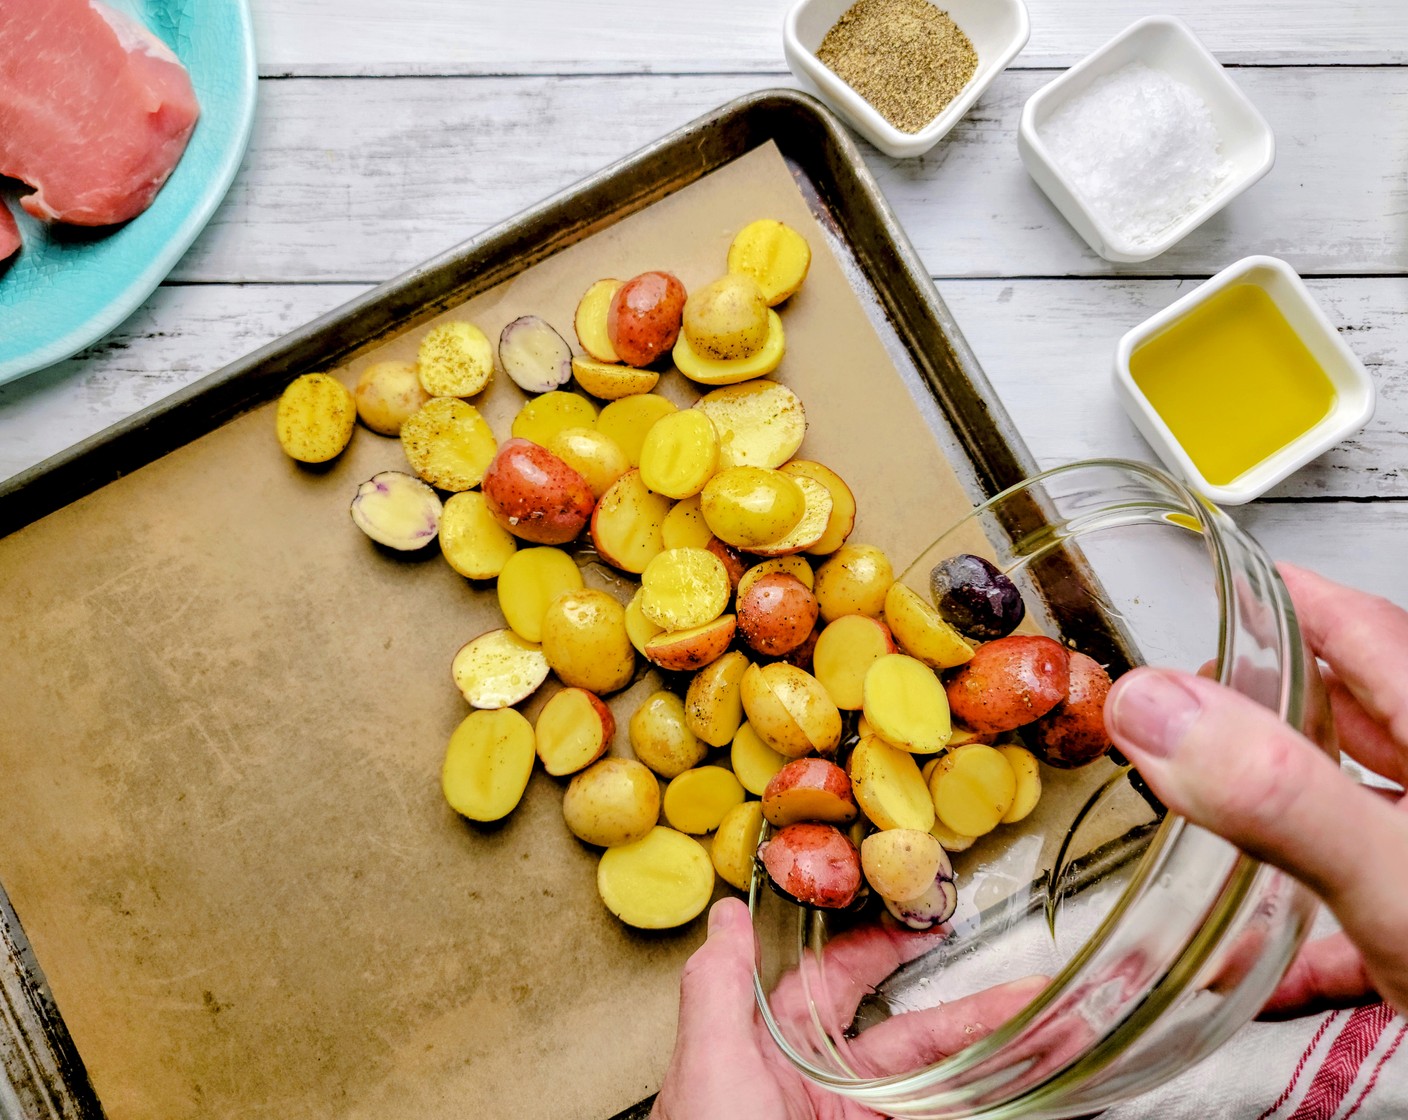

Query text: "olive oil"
[1129, 284, 1336, 486]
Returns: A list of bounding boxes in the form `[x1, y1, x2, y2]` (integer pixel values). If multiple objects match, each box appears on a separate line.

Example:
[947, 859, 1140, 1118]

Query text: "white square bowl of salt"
[1018, 16, 1274, 263]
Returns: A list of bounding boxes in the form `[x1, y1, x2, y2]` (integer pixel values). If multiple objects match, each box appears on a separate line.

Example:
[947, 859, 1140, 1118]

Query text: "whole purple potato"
[929, 554, 1025, 640]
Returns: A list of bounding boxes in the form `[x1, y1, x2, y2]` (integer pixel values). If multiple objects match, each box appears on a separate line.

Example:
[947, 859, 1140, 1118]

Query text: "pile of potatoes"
[275, 218, 1114, 933]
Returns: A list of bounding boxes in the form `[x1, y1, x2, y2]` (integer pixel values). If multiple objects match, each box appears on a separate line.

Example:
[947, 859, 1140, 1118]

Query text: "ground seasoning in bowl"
[815, 0, 978, 134]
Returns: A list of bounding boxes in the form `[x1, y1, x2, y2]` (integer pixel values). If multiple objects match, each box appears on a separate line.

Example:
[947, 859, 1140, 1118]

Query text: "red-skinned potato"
[642, 614, 737, 672]
[758, 822, 862, 910]
[608, 271, 687, 367]
[482, 437, 595, 545]
[944, 635, 1071, 735]
[761, 758, 857, 827]
[779, 624, 822, 673]
[737, 572, 820, 657]
[1026, 651, 1114, 768]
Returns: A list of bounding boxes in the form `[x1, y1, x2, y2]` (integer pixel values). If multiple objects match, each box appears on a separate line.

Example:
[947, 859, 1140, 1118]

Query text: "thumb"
[677, 897, 758, 1041]
[1105, 669, 1408, 954]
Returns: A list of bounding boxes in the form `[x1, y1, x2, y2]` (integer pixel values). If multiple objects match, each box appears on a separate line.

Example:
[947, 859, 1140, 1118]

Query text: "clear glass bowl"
[749, 459, 1330, 1118]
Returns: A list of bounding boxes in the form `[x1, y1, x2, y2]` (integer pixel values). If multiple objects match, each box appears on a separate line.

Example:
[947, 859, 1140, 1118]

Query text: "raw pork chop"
[0, 0, 200, 227]
[0, 200, 18, 261]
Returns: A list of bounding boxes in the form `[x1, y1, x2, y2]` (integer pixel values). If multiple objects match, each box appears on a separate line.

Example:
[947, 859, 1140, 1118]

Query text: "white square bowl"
[784, 0, 1029, 159]
[1114, 255, 1376, 506]
[1018, 16, 1275, 262]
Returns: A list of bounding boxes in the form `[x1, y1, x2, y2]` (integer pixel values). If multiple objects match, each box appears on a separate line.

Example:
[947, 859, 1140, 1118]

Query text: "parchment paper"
[0, 144, 991, 1120]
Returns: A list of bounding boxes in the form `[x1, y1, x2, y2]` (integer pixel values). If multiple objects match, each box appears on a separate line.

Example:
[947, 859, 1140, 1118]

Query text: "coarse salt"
[1038, 62, 1230, 246]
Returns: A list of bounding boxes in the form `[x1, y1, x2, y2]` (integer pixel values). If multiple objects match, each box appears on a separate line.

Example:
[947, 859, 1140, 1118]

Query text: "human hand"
[1104, 563, 1408, 1018]
[650, 898, 1044, 1120]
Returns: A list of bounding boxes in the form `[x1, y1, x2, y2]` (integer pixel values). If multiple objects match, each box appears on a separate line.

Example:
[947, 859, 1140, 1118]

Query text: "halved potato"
[730, 721, 789, 796]
[883, 581, 975, 670]
[673, 309, 785, 386]
[496, 546, 584, 643]
[642, 614, 737, 672]
[640, 547, 731, 631]
[354, 359, 431, 436]
[663, 766, 746, 834]
[740, 662, 841, 758]
[441, 708, 536, 822]
[597, 827, 713, 929]
[624, 588, 666, 657]
[848, 734, 935, 832]
[511, 390, 599, 448]
[574, 278, 624, 364]
[571, 355, 660, 400]
[747, 475, 834, 557]
[547, 426, 630, 499]
[762, 757, 856, 827]
[451, 629, 551, 709]
[927, 744, 1017, 838]
[693, 380, 805, 469]
[535, 687, 615, 777]
[276, 373, 356, 463]
[737, 555, 814, 599]
[590, 469, 672, 574]
[712, 800, 765, 891]
[596, 394, 677, 465]
[998, 744, 1042, 824]
[417, 321, 494, 398]
[401, 397, 498, 492]
[684, 649, 750, 747]
[661, 495, 714, 550]
[440, 491, 517, 580]
[780, 460, 856, 556]
[682, 273, 770, 361]
[862, 654, 952, 755]
[727, 219, 811, 306]
[861, 829, 946, 902]
[736, 573, 818, 657]
[812, 614, 896, 710]
[700, 466, 806, 550]
[638, 409, 719, 500]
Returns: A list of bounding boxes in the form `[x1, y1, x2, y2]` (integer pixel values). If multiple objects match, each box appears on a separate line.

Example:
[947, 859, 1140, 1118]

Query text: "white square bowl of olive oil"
[784, 0, 1029, 158]
[1114, 255, 1375, 506]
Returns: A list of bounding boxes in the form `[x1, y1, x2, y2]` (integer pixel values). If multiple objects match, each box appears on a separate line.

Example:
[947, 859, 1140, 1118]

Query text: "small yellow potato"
[781, 460, 856, 555]
[496, 546, 584, 643]
[661, 495, 714, 550]
[597, 826, 714, 929]
[545, 426, 630, 499]
[673, 310, 785, 386]
[574, 278, 624, 364]
[712, 800, 765, 891]
[861, 829, 945, 902]
[737, 556, 814, 599]
[930, 817, 978, 853]
[639, 410, 720, 499]
[694, 380, 806, 469]
[563, 757, 660, 847]
[748, 476, 834, 558]
[597, 393, 677, 466]
[928, 744, 1017, 838]
[540, 589, 635, 695]
[812, 614, 896, 710]
[511, 389, 600, 448]
[440, 491, 517, 580]
[848, 735, 935, 832]
[862, 654, 953, 754]
[450, 629, 551, 709]
[590, 468, 672, 574]
[727, 219, 812, 306]
[998, 744, 1043, 824]
[640, 547, 731, 631]
[354, 359, 431, 436]
[535, 687, 615, 777]
[682, 273, 770, 361]
[572, 355, 660, 399]
[630, 691, 708, 778]
[441, 708, 536, 822]
[624, 588, 666, 656]
[883, 582, 975, 670]
[417, 321, 494, 398]
[700, 466, 806, 549]
[685, 650, 750, 747]
[740, 662, 842, 758]
[663, 765, 746, 834]
[642, 614, 737, 673]
[731, 722, 789, 796]
[276, 372, 356, 463]
[400, 396, 498, 492]
[815, 543, 894, 622]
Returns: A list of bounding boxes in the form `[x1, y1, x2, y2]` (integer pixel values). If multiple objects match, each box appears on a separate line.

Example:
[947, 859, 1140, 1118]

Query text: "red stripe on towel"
[1287, 1003, 1396, 1120]
[1341, 1019, 1408, 1120]
[1257, 1011, 1342, 1120]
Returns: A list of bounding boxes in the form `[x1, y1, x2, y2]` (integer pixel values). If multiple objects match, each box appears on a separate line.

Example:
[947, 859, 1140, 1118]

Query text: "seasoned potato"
[495, 546, 583, 643]
[573, 278, 624, 364]
[597, 827, 714, 928]
[682, 273, 770, 361]
[693, 380, 805, 469]
[572, 355, 660, 400]
[417, 321, 494, 398]
[730, 721, 789, 796]
[441, 708, 536, 822]
[660, 495, 714, 550]
[607, 271, 687, 368]
[276, 373, 356, 463]
[642, 614, 737, 673]
[740, 662, 842, 758]
[737, 573, 819, 657]
[1026, 651, 1114, 768]
[883, 581, 974, 670]
[747, 476, 834, 558]
[562, 757, 660, 847]
[944, 635, 1071, 735]
[727, 219, 812, 306]
[927, 744, 1017, 838]
[439, 491, 517, 580]
[451, 629, 550, 709]
[596, 393, 677, 466]
[641, 547, 731, 631]
[482, 438, 595, 545]
[700, 467, 806, 549]
[591, 469, 672, 574]
[354, 359, 431, 436]
[860, 829, 946, 902]
[815, 543, 894, 622]
[780, 460, 856, 556]
[762, 758, 856, 827]
[535, 687, 615, 777]
[812, 613, 895, 710]
[998, 743, 1042, 823]
[629, 690, 708, 778]
[546, 426, 630, 499]
[674, 310, 785, 386]
[638, 409, 720, 500]
[706, 536, 748, 590]
[400, 396, 498, 492]
[511, 390, 599, 448]
[759, 822, 861, 909]
[540, 589, 635, 695]
[862, 653, 953, 754]
[662, 765, 746, 834]
[684, 649, 750, 747]
[711, 800, 765, 891]
[737, 555, 814, 598]
[848, 734, 935, 832]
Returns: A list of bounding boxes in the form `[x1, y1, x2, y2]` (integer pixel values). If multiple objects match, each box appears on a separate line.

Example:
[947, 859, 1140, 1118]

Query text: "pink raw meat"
[0, 0, 200, 227]
[0, 200, 17, 261]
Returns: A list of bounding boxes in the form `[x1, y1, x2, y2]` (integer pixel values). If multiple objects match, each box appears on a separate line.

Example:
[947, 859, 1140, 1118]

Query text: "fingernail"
[1108, 671, 1202, 760]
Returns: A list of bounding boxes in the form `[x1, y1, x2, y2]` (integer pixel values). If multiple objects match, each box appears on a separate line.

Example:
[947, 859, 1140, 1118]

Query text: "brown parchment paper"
[0, 144, 992, 1120]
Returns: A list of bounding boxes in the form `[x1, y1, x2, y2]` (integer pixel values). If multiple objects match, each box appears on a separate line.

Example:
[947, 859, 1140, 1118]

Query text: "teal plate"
[0, 0, 256, 384]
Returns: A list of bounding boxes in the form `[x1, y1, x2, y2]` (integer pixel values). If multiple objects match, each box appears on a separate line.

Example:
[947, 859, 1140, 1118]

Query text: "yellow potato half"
[439, 491, 517, 580]
[441, 708, 536, 823]
[694, 380, 805, 469]
[597, 827, 714, 929]
[862, 654, 952, 754]
[663, 766, 745, 835]
[276, 373, 356, 463]
[727, 219, 812, 306]
[712, 801, 765, 892]
[849, 735, 935, 832]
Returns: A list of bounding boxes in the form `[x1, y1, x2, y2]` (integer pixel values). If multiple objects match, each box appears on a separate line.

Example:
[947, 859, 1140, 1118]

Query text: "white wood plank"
[1239, 503, 1408, 610]
[251, 0, 1408, 75]
[175, 69, 1408, 283]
